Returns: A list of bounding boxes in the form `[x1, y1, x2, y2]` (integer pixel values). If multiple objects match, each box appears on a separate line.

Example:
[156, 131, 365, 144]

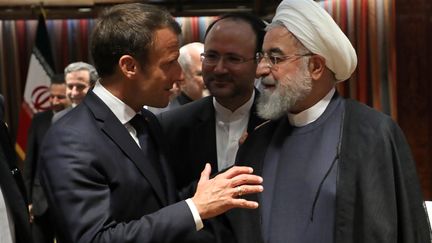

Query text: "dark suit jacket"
[227, 98, 431, 243]
[0, 94, 4, 120]
[0, 121, 33, 243]
[158, 92, 265, 190]
[40, 92, 211, 243]
[23, 110, 53, 216]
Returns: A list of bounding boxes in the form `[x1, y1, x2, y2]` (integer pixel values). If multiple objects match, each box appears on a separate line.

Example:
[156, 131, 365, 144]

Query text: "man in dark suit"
[23, 74, 69, 243]
[0, 95, 33, 243]
[39, 4, 263, 243]
[158, 13, 267, 190]
[227, 0, 431, 242]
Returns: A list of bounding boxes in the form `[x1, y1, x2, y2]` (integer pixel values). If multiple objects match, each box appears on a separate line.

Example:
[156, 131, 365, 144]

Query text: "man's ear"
[308, 55, 326, 80]
[118, 55, 137, 79]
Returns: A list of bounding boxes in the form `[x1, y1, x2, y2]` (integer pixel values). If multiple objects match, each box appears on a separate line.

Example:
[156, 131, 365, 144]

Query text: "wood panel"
[395, 0, 432, 199]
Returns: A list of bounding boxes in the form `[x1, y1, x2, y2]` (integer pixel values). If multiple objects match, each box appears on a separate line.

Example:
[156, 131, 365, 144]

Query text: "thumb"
[199, 163, 211, 182]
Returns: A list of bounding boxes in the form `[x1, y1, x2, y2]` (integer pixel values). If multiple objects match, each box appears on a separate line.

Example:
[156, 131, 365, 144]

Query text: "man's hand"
[191, 163, 263, 219]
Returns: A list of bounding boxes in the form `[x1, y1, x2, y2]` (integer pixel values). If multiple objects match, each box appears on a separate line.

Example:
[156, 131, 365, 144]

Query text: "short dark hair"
[91, 3, 181, 77]
[204, 13, 266, 54]
[50, 73, 65, 85]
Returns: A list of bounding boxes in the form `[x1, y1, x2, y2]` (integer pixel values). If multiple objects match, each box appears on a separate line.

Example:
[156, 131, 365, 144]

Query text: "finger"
[233, 185, 263, 197]
[231, 198, 259, 209]
[239, 131, 248, 145]
[230, 174, 263, 187]
[231, 186, 242, 198]
[198, 163, 211, 183]
[219, 166, 254, 179]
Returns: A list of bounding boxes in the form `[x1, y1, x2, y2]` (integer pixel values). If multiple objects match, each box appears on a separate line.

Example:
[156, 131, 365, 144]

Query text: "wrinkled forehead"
[263, 26, 304, 54]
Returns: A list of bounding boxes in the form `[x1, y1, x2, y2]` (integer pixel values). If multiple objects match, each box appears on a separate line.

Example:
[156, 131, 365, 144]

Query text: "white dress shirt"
[287, 88, 335, 127]
[92, 81, 203, 231]
[214, 91, 255, 170]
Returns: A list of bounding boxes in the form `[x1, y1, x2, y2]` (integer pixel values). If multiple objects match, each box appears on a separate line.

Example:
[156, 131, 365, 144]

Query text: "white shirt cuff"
[185, 198, 204, 231]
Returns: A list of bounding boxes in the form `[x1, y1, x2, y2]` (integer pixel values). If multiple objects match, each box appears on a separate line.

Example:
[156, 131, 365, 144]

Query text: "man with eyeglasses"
[159, 13, 267, 190]
[226, 0, 431, 243]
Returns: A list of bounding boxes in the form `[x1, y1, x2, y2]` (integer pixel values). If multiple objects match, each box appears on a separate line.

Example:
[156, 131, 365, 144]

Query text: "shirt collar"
[92, 81, 137, 125]
[213, 90, 255, 123]
[287, 88, 335, 127]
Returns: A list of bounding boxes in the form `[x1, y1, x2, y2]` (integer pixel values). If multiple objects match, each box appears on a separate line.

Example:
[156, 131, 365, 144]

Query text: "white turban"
[272, 0, 357, 81]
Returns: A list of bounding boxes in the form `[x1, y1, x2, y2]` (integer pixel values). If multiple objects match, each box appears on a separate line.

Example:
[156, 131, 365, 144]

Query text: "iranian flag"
[15, 14, 55, 160]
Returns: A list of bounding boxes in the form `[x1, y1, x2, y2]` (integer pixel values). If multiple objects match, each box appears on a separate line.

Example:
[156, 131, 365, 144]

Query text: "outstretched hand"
[191, 163, 263, 219]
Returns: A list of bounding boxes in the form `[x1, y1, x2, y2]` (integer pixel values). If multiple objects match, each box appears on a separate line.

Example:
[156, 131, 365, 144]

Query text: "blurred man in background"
[148, 42, 207, 114]
[24, 74, 69, 243]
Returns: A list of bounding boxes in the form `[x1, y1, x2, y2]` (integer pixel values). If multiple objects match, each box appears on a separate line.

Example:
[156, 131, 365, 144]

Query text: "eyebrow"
[204, 50, 244, 56]
[265, 47, 284, 55]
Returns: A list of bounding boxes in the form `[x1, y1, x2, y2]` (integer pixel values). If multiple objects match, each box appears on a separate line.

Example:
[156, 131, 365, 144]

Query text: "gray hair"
[64, 62, 99, 86]
[178, 42, 204, 74]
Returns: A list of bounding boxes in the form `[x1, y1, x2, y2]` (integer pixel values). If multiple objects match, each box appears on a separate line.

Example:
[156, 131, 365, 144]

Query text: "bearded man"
[226, 0, 431, 242]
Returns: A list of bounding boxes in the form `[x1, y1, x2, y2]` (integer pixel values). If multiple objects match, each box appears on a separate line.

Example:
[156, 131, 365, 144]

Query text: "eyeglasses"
[200, 52, 256, 66]
[255, 52, 314, 69]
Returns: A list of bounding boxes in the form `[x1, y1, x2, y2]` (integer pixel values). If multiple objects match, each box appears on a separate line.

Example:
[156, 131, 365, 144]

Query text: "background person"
[52, 62, 98, 123]
[24, 74, 69, 243]
[147, 42, 206, 114]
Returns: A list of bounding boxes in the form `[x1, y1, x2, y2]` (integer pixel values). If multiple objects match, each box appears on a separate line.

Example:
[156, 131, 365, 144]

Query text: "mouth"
[208, 74, 231, 83]
[260, 78, 277, 91]
[262, 83, 276, 89]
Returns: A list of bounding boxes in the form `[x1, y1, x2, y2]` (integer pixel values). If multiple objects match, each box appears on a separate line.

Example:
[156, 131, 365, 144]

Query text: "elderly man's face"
[182, 48, 205, 101]
[256, 26, 313, 120]
[65, 70, 91, 106]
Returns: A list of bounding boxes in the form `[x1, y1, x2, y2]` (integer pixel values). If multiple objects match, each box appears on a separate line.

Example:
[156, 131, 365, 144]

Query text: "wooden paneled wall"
[395, 0, 432, 199]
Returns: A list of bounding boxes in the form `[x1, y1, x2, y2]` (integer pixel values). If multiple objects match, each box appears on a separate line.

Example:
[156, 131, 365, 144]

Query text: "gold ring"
[237, 186, 243, 197]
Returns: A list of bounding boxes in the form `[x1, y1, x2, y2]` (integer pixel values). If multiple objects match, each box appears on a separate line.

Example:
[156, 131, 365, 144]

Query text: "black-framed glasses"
[255, 52, 314, 68]
[200, 52, 256, 66]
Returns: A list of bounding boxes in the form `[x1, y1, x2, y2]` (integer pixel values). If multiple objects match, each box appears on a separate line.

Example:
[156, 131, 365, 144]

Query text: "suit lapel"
[40, 111, 53, 136]
[85, 93, 168, 205]
[194, 97, 218, 170]
[247, 90, 267, 134]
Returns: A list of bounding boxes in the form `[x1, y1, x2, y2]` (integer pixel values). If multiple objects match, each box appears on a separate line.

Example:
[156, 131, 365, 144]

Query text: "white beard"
[257, 63, 312, 120]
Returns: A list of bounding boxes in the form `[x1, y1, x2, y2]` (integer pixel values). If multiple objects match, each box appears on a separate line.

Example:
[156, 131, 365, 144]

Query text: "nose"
[213, 57, 228, 73]
[52, 96, 59, 104]
[70, 86, 79, 97]
[256, 58, 271, 78]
